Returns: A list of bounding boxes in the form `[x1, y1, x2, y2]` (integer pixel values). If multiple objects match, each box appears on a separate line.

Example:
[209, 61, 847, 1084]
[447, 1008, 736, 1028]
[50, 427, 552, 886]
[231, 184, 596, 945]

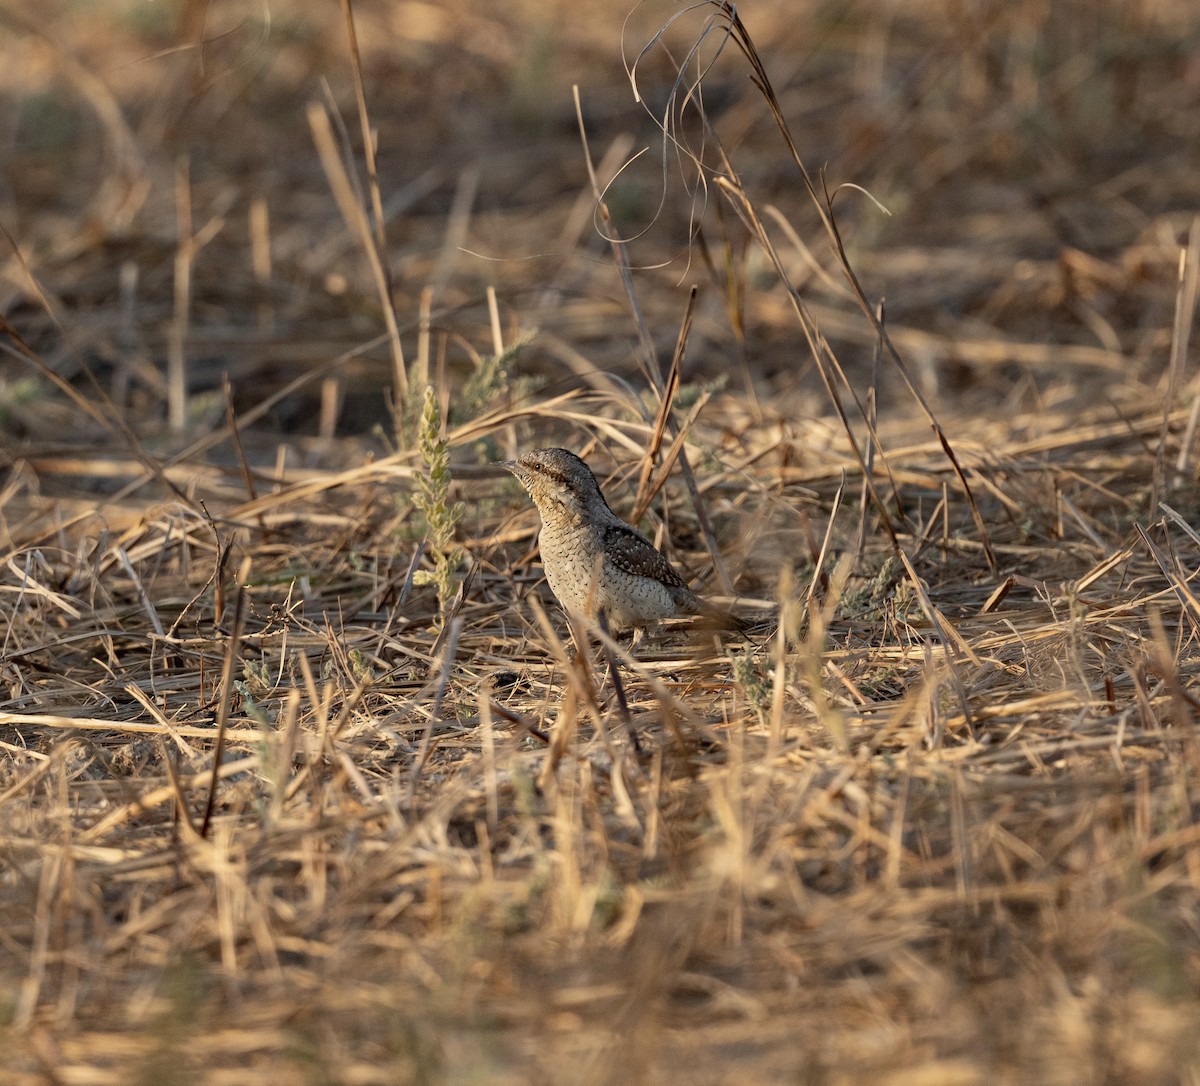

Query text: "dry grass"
[3, 0, 1200, 1082]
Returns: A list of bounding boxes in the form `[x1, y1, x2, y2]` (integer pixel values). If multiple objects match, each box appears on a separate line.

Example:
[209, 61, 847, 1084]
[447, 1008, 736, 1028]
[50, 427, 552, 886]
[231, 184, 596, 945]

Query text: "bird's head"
[500, 447, 610, 520]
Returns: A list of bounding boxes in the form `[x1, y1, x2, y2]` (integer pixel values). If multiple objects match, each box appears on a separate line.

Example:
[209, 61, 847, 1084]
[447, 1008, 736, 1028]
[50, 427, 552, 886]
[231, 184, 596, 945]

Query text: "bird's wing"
[601, 522, 690, 588]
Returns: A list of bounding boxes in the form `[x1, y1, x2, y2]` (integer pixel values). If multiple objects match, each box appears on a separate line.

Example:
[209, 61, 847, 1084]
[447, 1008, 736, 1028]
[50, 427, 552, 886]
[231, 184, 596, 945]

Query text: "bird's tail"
[690, 600, 754, 637]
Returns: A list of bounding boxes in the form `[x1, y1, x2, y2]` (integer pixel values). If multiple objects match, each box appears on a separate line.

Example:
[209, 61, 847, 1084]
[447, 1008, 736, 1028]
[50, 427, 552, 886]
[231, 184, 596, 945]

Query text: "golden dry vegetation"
[3, 0, 1200, 1082]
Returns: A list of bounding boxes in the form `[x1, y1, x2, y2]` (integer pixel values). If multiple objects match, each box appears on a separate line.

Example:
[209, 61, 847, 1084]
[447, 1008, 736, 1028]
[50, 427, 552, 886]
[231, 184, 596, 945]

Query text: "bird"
[500, 447, 742, 635]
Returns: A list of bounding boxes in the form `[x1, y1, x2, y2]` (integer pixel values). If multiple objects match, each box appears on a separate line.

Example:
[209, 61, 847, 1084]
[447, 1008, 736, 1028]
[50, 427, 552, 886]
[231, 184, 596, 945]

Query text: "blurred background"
[1, 0, 1196, 447]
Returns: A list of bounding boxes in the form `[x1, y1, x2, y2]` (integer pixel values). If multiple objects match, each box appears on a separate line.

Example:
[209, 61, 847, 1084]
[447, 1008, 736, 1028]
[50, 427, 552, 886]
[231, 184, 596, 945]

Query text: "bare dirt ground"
[2, 1, 1200, 1082]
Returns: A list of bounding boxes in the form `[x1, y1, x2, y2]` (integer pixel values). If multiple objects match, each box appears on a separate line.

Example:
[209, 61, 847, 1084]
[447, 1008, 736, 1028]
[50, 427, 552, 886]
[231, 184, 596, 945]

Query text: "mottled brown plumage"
[501, 447, 740, 633]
